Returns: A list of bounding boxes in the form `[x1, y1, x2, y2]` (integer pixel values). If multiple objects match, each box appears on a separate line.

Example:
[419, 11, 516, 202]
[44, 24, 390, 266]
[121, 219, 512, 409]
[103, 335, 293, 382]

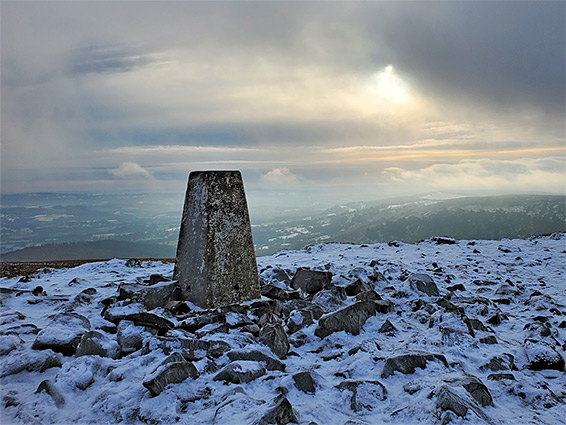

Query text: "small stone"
[381, 353, 448, 378]
[378, 320, 397, 334]
[345, 279, 373, 296]
[447, 284, 466, 292]
[32, 313, 91, 356]
[143, 362, 199, 396]
[36, 380, 65, 407]
[409, 274, 439, 297]
[291, 268, 332, 295]
[462, 377, 493, 406]
[336, 380, 387, 412]
[213, 361, 266, 384]
[315, 300, 394, 339]
[436, 386, 468, 417]
[524, 340, 565, 371]
[227, 349, 285, 371]
[261, 284, 289, 301]
[293, 371, 316, 393]
[76, 331, 120, 359]
[256, 394, 298, 425]
[259, 324, 289, 359]
[487, 373, 515, 381]
[480, 335, 498, 344]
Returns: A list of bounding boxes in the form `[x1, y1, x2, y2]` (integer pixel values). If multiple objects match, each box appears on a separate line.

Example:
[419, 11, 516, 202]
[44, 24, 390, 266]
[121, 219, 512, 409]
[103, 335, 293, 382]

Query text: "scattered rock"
[447, 283, 466, 292]
[480, 335, 498, 344]
[291, 268, 332, 295]
[293, 371, 316, 394]
[315, 300, 393, 339]
[487, 373, 515, 381]
[213, 361, 266, 384]
[436, 386, 468, 417]
[0, 349, 62, 378]
[409, 274, 439, 297]
[76, 331, 120, 359]
[227, 349, 285, 371]
[286, 309, 314, 335]
[116, 320, 146, 355]
[256, 394, 298, 425]
[261, 284, 289, 301]
[431, 237, 456, 245]
[524, 340, 565, 371]
[143, 361, 199, 396]
[378, 320, 397, 334]
[35, 380, 65, 407]
[118, 281, 179, 310]
[462, 377, 493, 406]
[0, 335, 23, 355]
[259, 324, 289, 359]
[381, 353, 448, 378]
[336, 380, 387, 411]
[32, 313, 91, 356]
[345, 279, 373, 297]
[354, 290, 382, 302]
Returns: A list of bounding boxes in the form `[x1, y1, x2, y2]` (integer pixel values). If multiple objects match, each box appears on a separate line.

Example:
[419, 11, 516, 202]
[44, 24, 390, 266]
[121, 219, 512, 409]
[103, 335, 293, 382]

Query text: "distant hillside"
[2, 193, 564, 260]
[1, 240, 175, 262]
[253, 194, 566, 255]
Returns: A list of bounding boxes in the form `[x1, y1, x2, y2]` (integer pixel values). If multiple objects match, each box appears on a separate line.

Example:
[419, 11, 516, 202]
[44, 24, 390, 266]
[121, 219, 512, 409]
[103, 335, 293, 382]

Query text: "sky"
[1, 1, 565, 205]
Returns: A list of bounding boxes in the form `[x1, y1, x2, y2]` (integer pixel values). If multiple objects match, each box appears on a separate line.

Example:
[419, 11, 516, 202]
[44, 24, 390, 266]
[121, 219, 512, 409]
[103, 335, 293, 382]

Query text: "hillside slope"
[1, 234, 565, 424]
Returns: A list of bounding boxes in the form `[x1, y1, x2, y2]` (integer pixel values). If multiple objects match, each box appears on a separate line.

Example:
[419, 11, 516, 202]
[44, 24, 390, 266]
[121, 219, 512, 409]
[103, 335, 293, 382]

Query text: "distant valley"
[1, 192, 565, 261]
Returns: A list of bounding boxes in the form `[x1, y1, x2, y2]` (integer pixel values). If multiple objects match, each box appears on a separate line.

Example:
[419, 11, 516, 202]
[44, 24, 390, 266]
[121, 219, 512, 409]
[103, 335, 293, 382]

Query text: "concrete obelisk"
[174, 171, 260, 308]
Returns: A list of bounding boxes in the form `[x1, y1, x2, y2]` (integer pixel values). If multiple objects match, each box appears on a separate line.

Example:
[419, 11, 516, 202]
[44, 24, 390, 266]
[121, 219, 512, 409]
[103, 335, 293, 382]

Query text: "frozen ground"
[1, 235, 565, 424]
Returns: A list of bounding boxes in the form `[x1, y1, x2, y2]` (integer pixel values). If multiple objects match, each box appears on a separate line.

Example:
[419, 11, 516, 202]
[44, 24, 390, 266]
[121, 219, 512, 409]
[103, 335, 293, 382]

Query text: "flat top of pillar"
[189, 170, 242, 179]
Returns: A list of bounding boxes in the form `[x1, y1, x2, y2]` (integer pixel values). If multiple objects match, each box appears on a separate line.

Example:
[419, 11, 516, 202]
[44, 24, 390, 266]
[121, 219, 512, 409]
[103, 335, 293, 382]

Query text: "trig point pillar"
[174, 171, 260, 308]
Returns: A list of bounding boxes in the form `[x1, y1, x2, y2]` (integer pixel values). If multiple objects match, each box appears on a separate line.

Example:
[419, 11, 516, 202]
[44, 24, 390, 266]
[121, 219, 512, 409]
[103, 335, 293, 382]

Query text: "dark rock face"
[259, 324, 289, 359]
[143, 361, 199, 396]
[409, 274, 439, 297]
[32, 313, 91, 356]
[256, 394, 298, 425]
[213, 361, 266, 384]
[336, 380, 387, 411]
[174, 171, 260, 308]
[315, 300, 394, 339]
[290, 268, 332, 295]
[293, 371, 316, 393]
[36, 380, 65, 407]
[381, 353, 448, 378]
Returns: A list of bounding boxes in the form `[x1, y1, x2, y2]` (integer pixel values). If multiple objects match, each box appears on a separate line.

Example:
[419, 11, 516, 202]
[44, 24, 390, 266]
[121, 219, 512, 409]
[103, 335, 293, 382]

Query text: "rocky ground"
[0, 235, 565, 424]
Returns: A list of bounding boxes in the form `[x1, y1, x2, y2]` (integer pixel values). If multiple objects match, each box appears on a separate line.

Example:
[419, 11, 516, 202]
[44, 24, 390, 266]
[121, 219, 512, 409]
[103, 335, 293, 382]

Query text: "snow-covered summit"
[1, 235, 565, 424]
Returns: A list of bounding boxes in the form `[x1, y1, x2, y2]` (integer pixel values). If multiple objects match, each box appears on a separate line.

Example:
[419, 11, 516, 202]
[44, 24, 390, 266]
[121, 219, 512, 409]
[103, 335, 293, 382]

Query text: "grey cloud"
[67, 43, 155, 76]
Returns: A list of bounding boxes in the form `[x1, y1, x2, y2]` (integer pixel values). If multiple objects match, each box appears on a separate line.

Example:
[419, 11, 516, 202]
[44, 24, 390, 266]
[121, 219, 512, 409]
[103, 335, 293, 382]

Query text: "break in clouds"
[1, 1, 564, 199]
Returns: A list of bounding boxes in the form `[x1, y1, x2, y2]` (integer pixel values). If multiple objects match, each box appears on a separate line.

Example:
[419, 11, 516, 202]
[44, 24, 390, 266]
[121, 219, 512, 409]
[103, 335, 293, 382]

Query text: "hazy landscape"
[2, 192, 565, 261]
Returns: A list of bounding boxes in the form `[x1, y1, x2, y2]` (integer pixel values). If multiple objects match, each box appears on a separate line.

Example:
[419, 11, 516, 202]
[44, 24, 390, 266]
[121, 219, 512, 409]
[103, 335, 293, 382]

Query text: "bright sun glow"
[371, 64, 411, 105]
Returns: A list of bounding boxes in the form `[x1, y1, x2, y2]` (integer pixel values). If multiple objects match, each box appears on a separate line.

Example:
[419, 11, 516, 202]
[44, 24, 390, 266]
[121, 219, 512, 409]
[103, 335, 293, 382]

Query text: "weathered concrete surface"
[174, 171, 260, 308]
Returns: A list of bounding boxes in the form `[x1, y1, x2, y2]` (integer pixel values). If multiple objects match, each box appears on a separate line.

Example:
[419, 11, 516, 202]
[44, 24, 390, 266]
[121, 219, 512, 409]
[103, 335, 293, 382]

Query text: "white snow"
[0, 236, 565, 424]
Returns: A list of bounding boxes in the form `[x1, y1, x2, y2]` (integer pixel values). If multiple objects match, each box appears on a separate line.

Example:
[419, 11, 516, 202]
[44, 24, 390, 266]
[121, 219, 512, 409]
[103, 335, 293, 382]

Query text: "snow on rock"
[1, 236, 565, 424]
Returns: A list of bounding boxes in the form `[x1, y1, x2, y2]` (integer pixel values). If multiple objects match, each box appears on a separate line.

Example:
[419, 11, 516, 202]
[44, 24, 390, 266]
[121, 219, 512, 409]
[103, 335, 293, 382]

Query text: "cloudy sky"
[1, 1, 565, 203]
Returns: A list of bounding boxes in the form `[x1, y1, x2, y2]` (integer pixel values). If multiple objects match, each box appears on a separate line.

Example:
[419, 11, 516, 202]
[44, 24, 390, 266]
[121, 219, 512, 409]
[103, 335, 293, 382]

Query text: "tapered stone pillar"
[174, 171, 260, 308]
